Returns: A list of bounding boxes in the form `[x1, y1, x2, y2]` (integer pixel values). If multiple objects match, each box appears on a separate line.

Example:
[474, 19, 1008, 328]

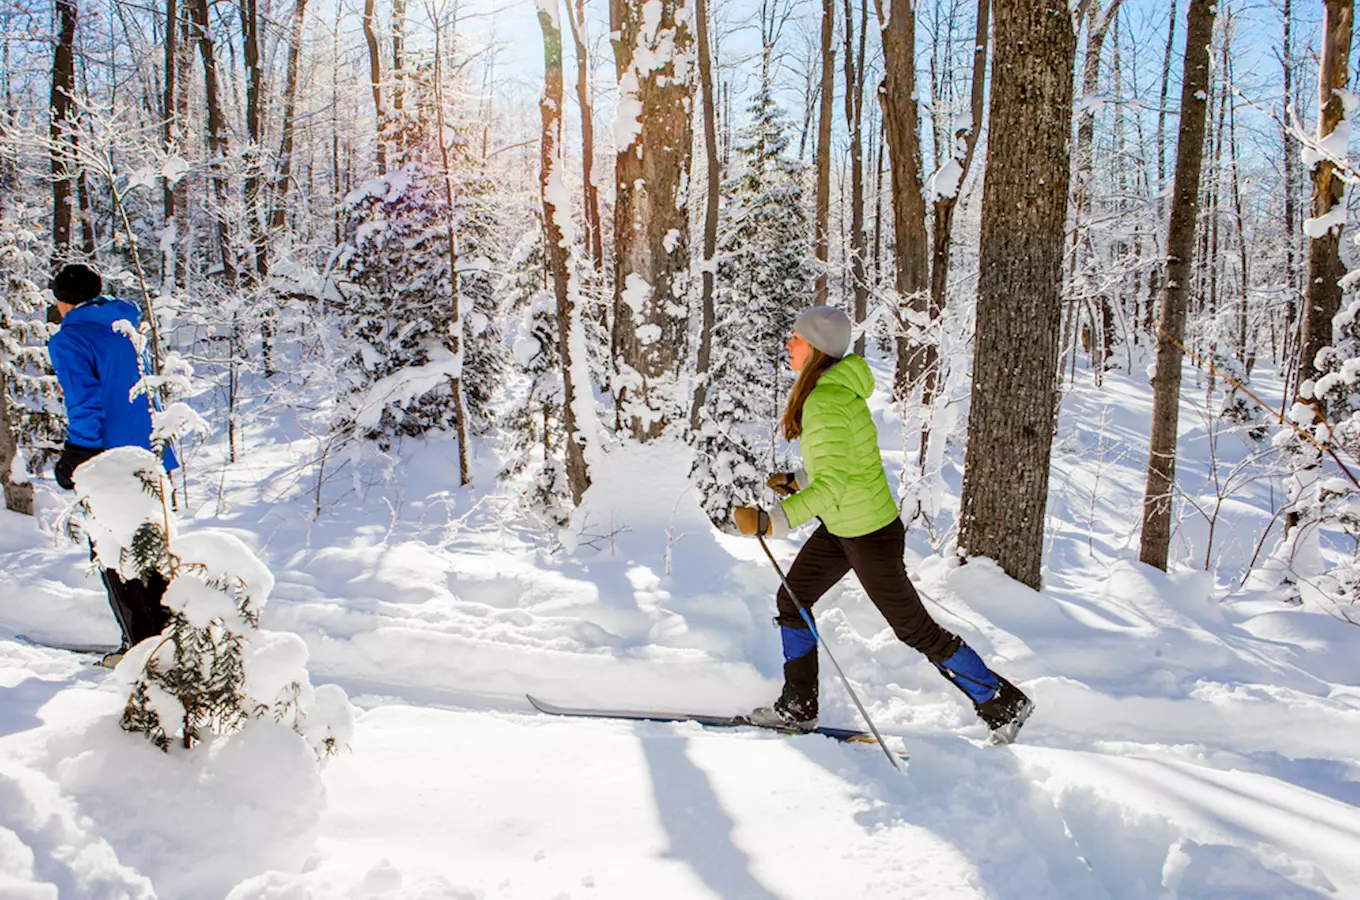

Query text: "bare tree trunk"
[363, 0, 386, 175]
[1072, 0, 1123, 374]
[0, 371, 33, 515]
[431, 10, 468, 485]
[1226, 31, 1251, 370]
[538, 0, 590, 502]
[240, 0, 267, 280]
[875, 0, 930, 400]
[161, 0, 178, 230]
[1298, 0, 1354, 390]
[1156, 0, 1178, 188]
[957, 0, 1076, 591]
[814, 0, 835, 304]
[923, 0, 990, 440]
[392, 0, 406, 114]
[51, 0, 78, 265]
[844, 0, 868, 352]
[191, 0, 236, 286]
[1281, 0, 1300, 401]
[1138, 0, 1216, 571]
[564, 0, 603, 271]
[689, 0, 721, 433]
[610, 0, 694, 441]
[270, 0, 310, 233]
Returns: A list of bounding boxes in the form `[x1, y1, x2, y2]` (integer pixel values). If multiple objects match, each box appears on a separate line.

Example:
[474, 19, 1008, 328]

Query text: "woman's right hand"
[766, 472, 798, 497]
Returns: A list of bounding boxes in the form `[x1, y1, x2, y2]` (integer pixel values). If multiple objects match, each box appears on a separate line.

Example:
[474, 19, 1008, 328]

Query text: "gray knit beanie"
[793, 306, 852, 359]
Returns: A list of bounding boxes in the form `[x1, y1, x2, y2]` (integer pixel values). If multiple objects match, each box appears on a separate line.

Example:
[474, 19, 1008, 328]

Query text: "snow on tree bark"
[538, 0, 591, 504]
[610, 0, 694, 442]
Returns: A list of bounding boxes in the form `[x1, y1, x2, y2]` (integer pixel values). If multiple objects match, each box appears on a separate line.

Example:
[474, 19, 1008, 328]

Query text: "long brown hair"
[782, 348, 838, 441]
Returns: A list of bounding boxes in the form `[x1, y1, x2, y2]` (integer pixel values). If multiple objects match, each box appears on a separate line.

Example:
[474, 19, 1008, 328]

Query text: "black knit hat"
[51, 264, 102, 306]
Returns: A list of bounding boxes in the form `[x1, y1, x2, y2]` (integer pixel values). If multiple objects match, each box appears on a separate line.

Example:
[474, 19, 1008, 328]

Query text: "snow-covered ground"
[3, 357, 1359, 899]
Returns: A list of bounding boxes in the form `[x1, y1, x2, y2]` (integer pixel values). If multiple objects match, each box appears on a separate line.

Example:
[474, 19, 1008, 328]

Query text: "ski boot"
[745, 686, 818, 733]
[977, 676, 1033, 745]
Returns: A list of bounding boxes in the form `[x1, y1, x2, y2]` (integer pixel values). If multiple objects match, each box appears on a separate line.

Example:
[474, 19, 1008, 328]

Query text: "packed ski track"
[2, 357, 1359, 899]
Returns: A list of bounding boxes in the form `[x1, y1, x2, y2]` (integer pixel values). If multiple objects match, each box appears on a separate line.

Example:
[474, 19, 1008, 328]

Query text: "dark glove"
[55, 442, 101, 491]
[766, 472, 799, 498]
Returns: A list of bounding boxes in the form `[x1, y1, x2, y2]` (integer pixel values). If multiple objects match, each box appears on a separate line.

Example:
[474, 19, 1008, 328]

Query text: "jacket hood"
[817, 353, 875, 399]
[62, 296, 141, 330]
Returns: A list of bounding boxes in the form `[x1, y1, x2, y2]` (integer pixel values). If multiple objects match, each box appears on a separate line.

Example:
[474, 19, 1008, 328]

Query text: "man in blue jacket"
[48, 263, 174, 664]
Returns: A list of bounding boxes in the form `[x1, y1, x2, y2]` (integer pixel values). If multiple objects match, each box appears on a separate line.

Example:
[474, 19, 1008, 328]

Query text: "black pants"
[92, 543, 171, 647]
[777, 518, 959, 710]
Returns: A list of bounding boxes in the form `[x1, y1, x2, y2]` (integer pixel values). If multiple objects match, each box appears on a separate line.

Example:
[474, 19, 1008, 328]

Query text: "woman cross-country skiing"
[731, 305, 1034, 744]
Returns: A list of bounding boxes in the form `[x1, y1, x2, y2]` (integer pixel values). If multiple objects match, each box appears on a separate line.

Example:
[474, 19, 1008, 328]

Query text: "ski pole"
[756, 533, 905, 773]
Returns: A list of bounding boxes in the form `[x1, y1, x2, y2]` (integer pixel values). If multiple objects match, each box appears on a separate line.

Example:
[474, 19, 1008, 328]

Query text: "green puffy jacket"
[779, 354, 899, 537]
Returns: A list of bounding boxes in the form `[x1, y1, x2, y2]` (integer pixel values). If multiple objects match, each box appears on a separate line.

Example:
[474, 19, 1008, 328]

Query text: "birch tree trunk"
[957, 0, 1076, 590]
[1138, 0, 1216, 571]
[610, 0, 694, 442]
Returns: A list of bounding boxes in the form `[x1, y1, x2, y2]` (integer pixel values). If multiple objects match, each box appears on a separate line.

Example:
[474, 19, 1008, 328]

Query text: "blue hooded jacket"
[48, 296, 178, 472]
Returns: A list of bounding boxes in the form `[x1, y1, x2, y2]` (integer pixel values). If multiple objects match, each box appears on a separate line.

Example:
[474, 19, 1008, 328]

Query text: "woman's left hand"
[732, 506, 789, 537]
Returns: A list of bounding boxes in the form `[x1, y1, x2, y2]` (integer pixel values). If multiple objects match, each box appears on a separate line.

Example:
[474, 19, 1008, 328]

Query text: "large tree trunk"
[538, 0, 591, 503]
[874, 0, 930, 400]
[51, 0, 78, 265]
[191, 0, 236, 286]
[843, 0, 868, 351]
[1298, 0, 1354, 390]
[363, 0, 386, 175]
[957, 0, 1076, 591]
[1137, 0, 1216, 571]
[689, 0, 721, 433]
[610, 0, 694, 442]
[814, 0, 834, 304]
[564, 0, 603, 271]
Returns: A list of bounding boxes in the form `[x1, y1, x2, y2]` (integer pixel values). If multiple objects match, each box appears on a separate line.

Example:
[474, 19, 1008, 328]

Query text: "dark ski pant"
[776, 518, 961, 714]
[92, 543, 171, 647]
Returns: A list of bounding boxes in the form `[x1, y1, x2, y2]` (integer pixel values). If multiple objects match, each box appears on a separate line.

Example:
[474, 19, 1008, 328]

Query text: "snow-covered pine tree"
[692, 83, 813, 527]
[72, 442, 351, 754]
[337, 73, 506, 450]
[0, 200, 65, 513]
